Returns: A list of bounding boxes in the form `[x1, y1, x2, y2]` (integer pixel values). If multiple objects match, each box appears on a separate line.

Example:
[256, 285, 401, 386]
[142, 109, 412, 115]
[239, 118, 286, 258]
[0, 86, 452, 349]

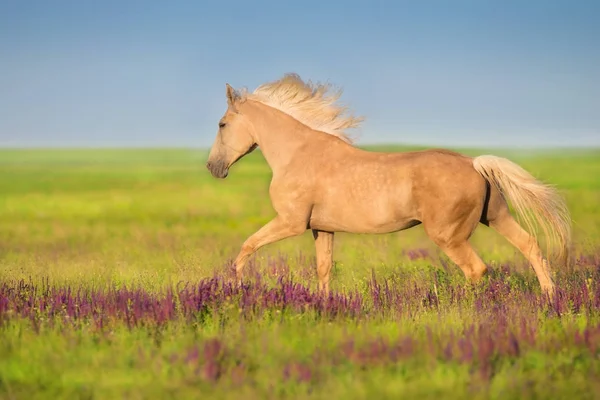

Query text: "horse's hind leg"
[422, 201, 488, 284]
[423, 215, 488, 284]
[488, 211, 554, 296]
[433, 240, 488, 284]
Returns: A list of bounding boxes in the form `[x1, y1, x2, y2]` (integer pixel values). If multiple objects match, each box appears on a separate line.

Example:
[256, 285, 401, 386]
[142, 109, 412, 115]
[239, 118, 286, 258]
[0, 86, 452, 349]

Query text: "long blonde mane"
[237, 73, 364, 144]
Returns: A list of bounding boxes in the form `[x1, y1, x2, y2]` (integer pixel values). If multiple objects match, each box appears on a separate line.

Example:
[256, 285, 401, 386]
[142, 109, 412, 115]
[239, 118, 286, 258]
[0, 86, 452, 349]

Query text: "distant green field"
[1, 146, 599, 399]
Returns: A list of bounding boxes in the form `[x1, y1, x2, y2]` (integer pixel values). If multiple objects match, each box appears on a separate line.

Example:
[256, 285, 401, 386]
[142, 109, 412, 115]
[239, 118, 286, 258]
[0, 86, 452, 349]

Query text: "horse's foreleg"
[312, 230, 334, 296]
[233, 216, 306, 283]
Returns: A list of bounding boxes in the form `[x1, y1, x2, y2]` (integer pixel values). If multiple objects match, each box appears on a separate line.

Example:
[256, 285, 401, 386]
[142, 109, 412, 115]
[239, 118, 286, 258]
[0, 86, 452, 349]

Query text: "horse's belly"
[307, 167, 420, 233]
[309, 202, 419, 234]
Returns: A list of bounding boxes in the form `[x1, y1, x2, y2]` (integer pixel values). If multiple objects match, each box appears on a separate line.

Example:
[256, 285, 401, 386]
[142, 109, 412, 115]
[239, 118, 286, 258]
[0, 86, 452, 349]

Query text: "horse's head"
[206, 84, 258, 179]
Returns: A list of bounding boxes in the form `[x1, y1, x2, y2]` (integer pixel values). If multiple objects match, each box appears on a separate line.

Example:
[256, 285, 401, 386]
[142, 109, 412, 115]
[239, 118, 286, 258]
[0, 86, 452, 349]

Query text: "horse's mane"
[237, 73, 364, 144]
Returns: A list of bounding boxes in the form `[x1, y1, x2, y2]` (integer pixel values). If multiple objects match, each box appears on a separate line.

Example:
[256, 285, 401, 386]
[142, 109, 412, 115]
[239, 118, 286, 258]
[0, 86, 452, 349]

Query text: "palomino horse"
[206, 73, 571, 297]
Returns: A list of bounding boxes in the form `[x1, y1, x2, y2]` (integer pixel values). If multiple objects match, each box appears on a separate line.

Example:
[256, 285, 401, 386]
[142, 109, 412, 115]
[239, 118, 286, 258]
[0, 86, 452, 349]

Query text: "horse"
[205, 73, 572, 298]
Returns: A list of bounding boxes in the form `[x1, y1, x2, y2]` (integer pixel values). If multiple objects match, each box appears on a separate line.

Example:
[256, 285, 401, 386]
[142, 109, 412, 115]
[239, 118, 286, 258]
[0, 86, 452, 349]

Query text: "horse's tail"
[473, 155, 572, 266]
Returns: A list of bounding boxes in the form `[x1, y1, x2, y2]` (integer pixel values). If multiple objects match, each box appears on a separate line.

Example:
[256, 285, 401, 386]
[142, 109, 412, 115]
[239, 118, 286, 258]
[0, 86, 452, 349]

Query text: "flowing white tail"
[473, 155, 572, 266]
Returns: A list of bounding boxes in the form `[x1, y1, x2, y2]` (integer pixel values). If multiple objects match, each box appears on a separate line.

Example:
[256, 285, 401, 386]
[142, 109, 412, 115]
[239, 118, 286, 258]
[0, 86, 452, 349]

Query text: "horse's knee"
[289, 223, 307, 237]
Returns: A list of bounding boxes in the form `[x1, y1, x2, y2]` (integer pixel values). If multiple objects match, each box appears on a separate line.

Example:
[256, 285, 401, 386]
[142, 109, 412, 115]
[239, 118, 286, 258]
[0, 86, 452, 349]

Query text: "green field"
[1, 146, 600, 399]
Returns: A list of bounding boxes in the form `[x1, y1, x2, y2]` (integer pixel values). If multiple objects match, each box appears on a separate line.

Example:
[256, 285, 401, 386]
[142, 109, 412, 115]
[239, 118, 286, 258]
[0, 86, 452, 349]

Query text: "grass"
[1, 145, 599, 399]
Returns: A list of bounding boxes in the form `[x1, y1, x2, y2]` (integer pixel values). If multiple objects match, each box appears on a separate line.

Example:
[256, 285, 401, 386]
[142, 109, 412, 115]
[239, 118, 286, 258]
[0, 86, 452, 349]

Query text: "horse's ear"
[225, 83, 238, 111]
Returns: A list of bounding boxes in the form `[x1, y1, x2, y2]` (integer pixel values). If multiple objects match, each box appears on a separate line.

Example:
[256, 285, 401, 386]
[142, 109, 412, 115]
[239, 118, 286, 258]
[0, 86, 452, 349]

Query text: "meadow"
[1, 146, 599, 399]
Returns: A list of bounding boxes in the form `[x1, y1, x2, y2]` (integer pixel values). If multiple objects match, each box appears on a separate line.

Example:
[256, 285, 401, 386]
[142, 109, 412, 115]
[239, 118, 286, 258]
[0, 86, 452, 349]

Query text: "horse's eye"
[219, 122, 226, 128]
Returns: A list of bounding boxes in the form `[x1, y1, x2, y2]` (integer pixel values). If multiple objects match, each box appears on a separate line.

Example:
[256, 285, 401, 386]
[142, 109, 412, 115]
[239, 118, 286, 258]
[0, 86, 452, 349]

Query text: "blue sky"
[1, 0, 598, 148]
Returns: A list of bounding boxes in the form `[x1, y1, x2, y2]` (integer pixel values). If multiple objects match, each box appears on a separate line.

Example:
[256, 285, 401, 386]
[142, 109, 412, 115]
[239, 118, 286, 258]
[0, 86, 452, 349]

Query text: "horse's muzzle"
[206, 160, 229, 179]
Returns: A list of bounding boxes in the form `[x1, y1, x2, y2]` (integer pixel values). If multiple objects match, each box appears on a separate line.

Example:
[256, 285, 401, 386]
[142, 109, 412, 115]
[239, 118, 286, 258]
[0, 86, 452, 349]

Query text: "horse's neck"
[249, 102, 310, 172]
